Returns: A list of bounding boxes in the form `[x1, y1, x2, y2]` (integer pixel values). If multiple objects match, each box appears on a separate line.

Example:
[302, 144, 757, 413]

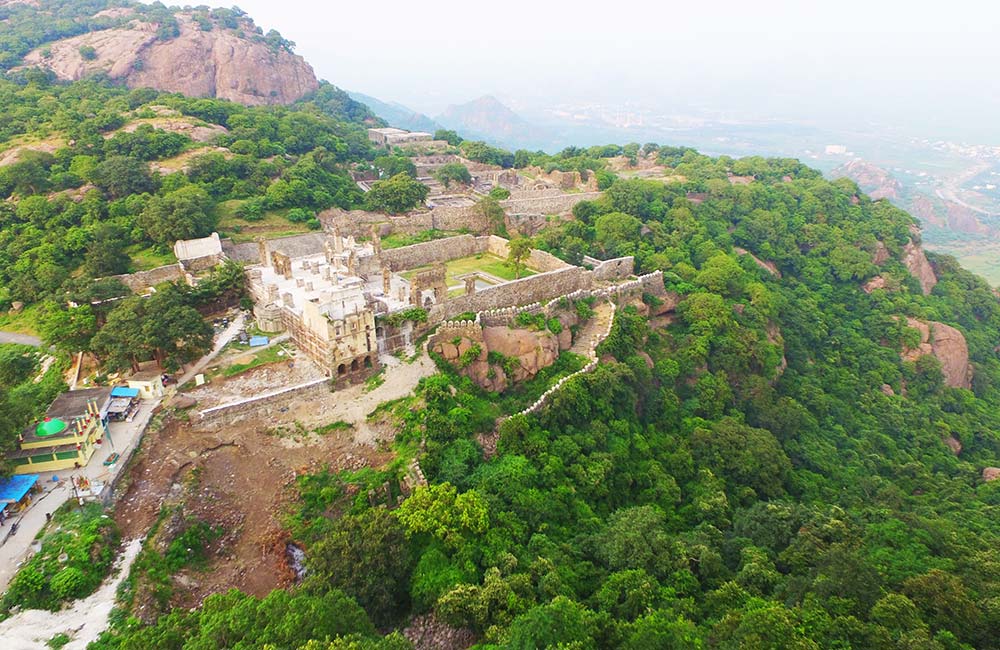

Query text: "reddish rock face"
[902, 318, 972, 389]
[902, 240, 938, 296]
[983, 467, 1000, 482]
[22, 14, 318, 106]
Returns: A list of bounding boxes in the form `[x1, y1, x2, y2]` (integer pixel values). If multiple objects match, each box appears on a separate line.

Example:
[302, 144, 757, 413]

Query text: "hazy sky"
[208, 0, 998, 140]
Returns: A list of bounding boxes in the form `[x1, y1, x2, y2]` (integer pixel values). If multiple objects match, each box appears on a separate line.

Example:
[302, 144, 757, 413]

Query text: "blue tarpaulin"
[110, 386, 140, 398]
[249, 336, 269, 347]
[0, 474, 39, 505]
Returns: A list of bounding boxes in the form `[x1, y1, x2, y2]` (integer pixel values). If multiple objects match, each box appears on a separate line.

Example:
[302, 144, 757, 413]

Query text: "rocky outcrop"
[831, 160, 902, 201]
[22, 14, 318, 106]
[430, 311, 579, 393]
[902, 318, 972, 389]
[983, 467, 1000, 482]
[902, 239, 937, 295]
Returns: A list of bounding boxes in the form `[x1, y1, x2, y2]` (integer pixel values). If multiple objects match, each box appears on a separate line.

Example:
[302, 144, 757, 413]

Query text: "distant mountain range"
[351, 91, 558, 151]
[347, 91, 443, 134]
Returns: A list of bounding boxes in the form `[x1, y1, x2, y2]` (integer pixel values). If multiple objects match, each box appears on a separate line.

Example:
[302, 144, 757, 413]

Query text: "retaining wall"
[429, 266, 590, 321]
[500, 191, 603, 216]
[112, 264, 186, 292]
[380, 235, 484, 271]
[197, 377, 330, 423]
[485, 235, 572, 272]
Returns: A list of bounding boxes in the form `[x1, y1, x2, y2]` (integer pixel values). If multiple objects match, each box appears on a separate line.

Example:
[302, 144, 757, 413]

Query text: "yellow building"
[8, 388, 111, 475]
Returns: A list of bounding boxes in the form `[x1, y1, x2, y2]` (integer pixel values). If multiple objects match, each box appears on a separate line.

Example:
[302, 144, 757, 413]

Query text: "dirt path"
[570, 302, 614, 356]
[0, 539, 143, 650]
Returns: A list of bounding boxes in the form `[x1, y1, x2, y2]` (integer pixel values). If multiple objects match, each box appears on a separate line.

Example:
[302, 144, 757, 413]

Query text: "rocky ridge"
[21, 11, 318, 106]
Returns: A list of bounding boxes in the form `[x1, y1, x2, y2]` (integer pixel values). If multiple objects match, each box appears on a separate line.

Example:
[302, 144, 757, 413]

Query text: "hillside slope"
[8, 2, 318, 105]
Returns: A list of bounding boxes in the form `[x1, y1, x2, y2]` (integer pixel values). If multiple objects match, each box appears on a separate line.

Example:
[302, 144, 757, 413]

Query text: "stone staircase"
[514, 300, 616, 419]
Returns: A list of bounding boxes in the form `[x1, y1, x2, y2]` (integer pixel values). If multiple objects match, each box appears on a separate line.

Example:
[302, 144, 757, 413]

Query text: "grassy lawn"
[402, 254, 536, 288]
[216, 201, 312, 242]
[220, 344, 287, 378]
[128, 244, 177, 271]
[0, 302, 43, 336]
[381, 229, 461, 249]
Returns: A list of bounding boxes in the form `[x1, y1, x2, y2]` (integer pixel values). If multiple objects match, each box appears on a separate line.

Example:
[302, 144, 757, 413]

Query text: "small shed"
[0, 473, 39, 519]
[127, 369, 165, 399]
[105, 386, 141, 421]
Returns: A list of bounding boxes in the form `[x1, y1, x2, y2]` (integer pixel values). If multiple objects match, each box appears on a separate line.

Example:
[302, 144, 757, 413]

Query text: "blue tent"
[110, 386, 140, 398]
[0, 474, 39, 506]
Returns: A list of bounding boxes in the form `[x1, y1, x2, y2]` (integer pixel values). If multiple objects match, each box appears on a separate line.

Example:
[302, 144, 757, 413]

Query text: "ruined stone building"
[367, 127, 433, 148]
[246, 231, 411, 380]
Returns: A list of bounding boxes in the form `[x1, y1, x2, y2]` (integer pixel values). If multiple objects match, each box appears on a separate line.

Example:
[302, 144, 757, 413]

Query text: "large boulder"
[22, 14, 318, 106]
[483, 326, 560, 383]
[902, 318, 972, 389]
[902, 239, 937, 295]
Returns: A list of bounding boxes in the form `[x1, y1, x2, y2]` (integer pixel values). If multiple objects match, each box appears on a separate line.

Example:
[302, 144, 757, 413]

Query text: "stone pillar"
[465, 276, 477, 296]
[371, 225, 382, 255]
[348, 250, 357, 277]
[282, 292, 295, 308]
[334, 228, 344, 255]
[382, 267, 391, 295]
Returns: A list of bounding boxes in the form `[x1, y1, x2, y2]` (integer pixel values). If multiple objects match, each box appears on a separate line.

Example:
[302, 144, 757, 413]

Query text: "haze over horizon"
[206, 0, 998, 143]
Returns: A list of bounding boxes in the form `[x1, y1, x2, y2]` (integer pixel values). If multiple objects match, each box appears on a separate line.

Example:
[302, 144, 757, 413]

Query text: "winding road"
[0, 331, 41, 346]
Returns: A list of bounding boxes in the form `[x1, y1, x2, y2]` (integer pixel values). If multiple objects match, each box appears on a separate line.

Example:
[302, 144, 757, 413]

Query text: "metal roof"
[0, 474, 39, 504]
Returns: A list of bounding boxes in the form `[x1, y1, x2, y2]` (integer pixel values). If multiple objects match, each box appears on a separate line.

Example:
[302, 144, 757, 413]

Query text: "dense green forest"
[89, 151, 1000, 647]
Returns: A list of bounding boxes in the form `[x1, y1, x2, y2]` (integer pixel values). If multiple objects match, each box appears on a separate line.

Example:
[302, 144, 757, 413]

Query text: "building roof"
[267, 233, 327, 260]
[106, 397, 134, 414]
[0, 474, 38, 504]
[36, 418, 68, 437]
[110, 386, 140, 398]
[45, 387, 112, 421]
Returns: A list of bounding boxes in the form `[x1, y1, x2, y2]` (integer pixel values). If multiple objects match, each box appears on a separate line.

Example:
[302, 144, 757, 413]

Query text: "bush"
[50, 567, 87, 600]
[2, 503, 120, 613]
[78, 45, 97, 61]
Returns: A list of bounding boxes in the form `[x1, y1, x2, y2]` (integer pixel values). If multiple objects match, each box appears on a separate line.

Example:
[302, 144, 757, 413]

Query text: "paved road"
[174, 312, 247, 388]
[0, 331, 41, 347]
[0, 399, 160, 594]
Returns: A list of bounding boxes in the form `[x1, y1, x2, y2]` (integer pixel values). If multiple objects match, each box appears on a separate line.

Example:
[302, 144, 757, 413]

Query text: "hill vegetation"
[91, 150, 1000, 648]
[4, 7, 1000, 646]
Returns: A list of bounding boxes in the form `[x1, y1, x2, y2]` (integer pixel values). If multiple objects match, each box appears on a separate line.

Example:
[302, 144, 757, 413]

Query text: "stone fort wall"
[484, 235, 572, 273]
[428, 266, 590, 322]
[111, 264, 186, 292]
[500, 191, 603, 217]
[380, 234, 484, 271]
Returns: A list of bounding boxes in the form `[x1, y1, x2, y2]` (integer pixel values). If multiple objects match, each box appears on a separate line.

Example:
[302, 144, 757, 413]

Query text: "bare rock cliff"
[902, 318, 972, 389]
[902, 239, 937, 295]
[22, 15, 318, 106]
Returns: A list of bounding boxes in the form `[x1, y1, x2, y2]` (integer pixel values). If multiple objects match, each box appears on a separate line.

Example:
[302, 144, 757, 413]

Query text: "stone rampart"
[485, 235, 571, 272]
[429, 266, 590, 321]
[478, 303, 543, 327]
[197, 377, 330, 423]
[506, 188, 564, 201]
[112, 264, 186, 292]
[320, 205, 490, 239]
[221, 239, 262, 263]
[380, 235, 485, 271]
[500, 191, 602, 216]
[590, 256, 635, 281]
